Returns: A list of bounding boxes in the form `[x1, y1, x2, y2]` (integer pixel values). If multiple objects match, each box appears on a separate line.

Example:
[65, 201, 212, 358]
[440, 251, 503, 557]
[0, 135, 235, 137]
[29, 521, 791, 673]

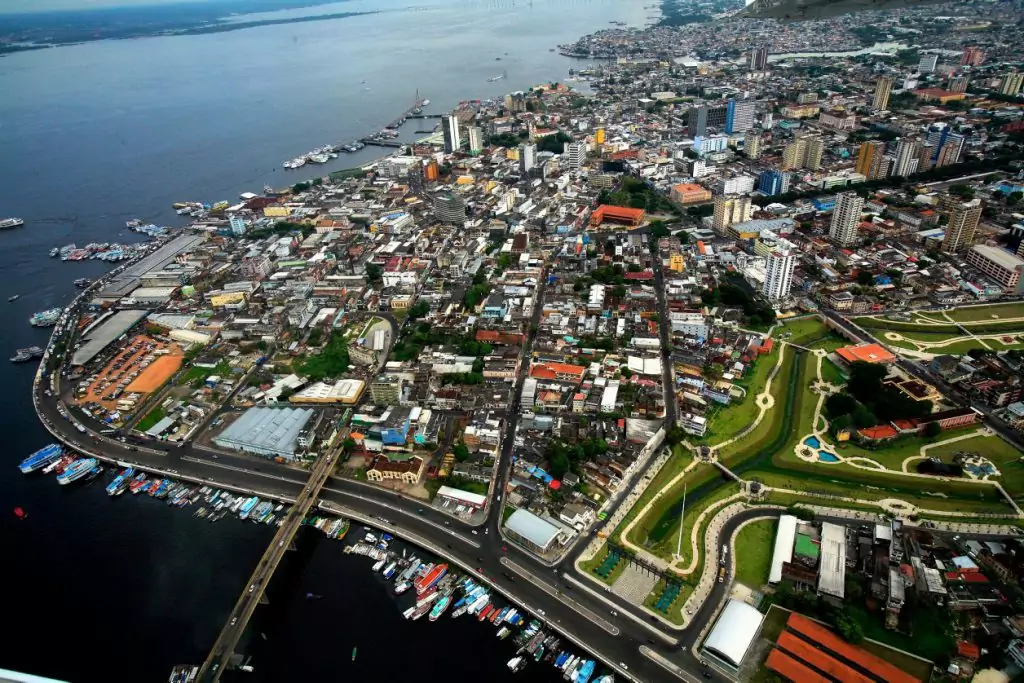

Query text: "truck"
[717, 567, 726, 583]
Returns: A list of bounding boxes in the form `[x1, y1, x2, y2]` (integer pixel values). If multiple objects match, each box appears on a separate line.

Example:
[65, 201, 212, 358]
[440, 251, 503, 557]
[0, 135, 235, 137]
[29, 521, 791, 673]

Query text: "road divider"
[562, 573, 679, 645]
[500, 557, 620, 636]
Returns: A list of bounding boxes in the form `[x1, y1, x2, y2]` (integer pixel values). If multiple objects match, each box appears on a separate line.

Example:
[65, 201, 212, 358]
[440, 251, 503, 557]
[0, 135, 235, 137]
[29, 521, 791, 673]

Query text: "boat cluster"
[126, 220, 172, 238]
[50, 241, 145, 262]
[282, 144, 342, 170]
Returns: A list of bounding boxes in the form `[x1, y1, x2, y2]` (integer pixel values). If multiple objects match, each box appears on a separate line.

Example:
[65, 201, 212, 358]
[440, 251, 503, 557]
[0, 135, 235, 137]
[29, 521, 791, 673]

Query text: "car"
[230, 618, 237, 626]
[476, 567, 484, 573]
[702, 673, 712, 679]
[248, 585, 256, 593]
[619, 663, 628, 671]
[471, 530, 478, 535]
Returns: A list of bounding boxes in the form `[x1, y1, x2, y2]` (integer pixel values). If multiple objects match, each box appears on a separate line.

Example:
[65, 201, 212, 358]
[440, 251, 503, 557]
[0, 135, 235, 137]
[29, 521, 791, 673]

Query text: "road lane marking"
[563, 573, 679, 645]
[500, 558, 619, 636]
[639, 646, 700, 683]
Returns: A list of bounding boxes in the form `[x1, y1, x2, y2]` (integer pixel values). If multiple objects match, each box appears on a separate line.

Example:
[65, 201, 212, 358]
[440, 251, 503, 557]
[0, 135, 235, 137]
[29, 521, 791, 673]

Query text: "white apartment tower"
[467, 126, 483, 154]
[762, 242, 796, 301]
[442, 113, 461, 153]
[564, 141, 586, 170]
[829, 192, 865, 246]
[892, 137, 920, 177]
[520, 143, 537, 173]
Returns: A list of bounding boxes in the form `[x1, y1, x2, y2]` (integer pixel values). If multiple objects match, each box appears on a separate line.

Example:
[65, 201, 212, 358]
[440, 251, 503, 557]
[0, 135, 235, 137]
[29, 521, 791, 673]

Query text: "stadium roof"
[71, 309, 149, 366]
[702, 600, 765, 668]
[504, 508, 560, 550]
[770, 515, 798, 584]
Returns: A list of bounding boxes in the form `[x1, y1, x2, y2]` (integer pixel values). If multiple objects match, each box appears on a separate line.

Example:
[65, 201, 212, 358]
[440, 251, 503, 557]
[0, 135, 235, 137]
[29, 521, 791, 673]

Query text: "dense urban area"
[18, 0, 1024, 681]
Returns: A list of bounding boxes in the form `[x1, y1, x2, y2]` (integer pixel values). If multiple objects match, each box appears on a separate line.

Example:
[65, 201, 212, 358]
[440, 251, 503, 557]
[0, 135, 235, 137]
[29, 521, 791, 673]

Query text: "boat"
[497, 626, 510, 639]
[57, 458, 99, 485]
[19, 444, 63, 473]
[488, 70, 508, 82]
[129, 472, 148, 494]
[372, 558, 386, 572]
[351, 646, 357, 662]
[29, 308, 62, 328]
[49, 248, 58, 257]
[507, 657, 526, 673]
[478, 604, 495, 622]
[592, 676, 614, 683]
[10, 346, 44, 363]
[106, 467, 134, 496]
[85, 464, 104, 481]
[381, 561, 397, 578]
[576, 660, 596, 683]
[306, 593, 323, 600]
[414, 563, 448, 595]
[428, 594, 452, 621]
[394, 580, 412, 595]
[74, 278, 91, 288]
[8, 294, 18, 302]
[43, 454, 73, 475]
[0, 218, 24, 230]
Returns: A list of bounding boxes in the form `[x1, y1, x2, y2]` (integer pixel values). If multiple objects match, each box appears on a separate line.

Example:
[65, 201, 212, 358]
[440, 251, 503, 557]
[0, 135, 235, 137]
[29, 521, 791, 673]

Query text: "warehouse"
[504, 508, 562, 554]
[71, 310, 149, 367]
[214, 406, 315, 461]
[288, 379, 365, 404]
[701, 600, 765, 671]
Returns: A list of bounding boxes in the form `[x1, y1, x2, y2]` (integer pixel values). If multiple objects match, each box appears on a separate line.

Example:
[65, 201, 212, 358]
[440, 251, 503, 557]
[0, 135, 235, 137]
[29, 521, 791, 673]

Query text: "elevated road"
[196, 447, 339, 682]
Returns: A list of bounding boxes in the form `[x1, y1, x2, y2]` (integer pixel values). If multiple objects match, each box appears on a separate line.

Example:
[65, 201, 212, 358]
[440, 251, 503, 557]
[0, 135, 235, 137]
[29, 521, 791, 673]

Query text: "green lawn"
[776, 317, 831, 346]
[579, 545, 628, 586]
[612, 444, 693, 539]
[927, 432, 1024, 499]
[700, 347, 779, 443]
[716, 346, 797, 465]
[820, 358, 846, 387]
[180, 360, 232, 386]
[733, 518, 775, 588]
[135, 405, 166, 431]
[944, 302, 1024, 322]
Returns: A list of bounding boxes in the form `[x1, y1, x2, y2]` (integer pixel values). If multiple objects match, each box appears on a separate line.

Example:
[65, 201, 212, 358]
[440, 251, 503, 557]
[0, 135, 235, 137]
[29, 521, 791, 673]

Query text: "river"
[0, 0, 649, 680]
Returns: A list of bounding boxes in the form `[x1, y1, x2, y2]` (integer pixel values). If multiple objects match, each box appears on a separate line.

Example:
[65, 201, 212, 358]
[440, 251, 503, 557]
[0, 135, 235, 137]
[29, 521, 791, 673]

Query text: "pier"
[359, 138, 405, 148]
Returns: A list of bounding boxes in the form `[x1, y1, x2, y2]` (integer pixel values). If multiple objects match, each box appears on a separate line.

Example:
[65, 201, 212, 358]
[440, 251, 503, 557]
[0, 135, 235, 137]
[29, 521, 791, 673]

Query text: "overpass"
[196, 446, 339, 681]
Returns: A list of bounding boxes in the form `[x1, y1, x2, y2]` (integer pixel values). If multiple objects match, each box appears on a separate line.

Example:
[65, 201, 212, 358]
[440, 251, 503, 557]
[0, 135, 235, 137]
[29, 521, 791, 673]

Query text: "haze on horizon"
[0, 0, 233, 15]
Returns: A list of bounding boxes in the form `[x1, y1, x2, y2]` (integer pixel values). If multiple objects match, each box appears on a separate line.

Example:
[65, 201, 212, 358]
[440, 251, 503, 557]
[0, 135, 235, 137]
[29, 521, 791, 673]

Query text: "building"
[913, 87, 966, 104]
[692, 134, 729, 156]
[289, 379, 365, 405]
[818, 110, 857, 131]
[214, 406, 315, 461]
[671, 183, 712, 205]
[829, 192, 864, 246]
[744, 131, 762, 160]
[941, 198, 982, 253]
[701, 600, 765, 671]
[366, 455, 423, 484]
[782, 134, 823, 170]
[892, 137, 920, 177]
[769, 515, 799, 583]
[370, 375, 403, 406]
[467, 126, 483, 154]
[713, 196, 753, 236]
[926, 123, 964, 165]
[817, 522, 847, 600]
[835, 343, 897, 366]
[504, 508, 562, 554]
[520, 143, 536, 173]
[589, 205, 646, 227]
[434, 194, 466, 225]
[873, 76, 894, 111]
[688, 104, 727, 137]
[758, 170, 790, 196]
[1000, 72, 1024, 97]
[918, 53, 938, 73]
[961, 46, 986, 66]
[966, 245, 1024, 294]
[763, 240, 797, 301]
[442, 113, 461, 153]
[780, 102, 820, 119]
[855, 140, 886, 179]
[725, 98, 756, 134]
[563, 141, 586, 170]
[947, 75, 970, 93]
[750, 46, 768, 70]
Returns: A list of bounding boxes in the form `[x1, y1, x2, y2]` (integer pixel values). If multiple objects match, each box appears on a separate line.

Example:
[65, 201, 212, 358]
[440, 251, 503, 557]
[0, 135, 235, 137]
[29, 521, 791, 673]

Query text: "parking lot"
[73, 335, 182, 420]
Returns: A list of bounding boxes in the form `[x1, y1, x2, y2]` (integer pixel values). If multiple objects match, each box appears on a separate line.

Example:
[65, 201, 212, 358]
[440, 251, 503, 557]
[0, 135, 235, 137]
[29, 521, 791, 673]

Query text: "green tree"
[365, 262, 382, 281]
[924, 421, 942, 438]
[855, 270, 875, 286]
[408, 301, 430, 319]
[453, 442, 471, 462]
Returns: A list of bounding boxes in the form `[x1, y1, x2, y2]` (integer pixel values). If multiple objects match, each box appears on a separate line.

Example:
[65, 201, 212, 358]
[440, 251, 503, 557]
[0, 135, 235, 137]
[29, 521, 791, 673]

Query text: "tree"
[824, 393, 857, 418]
[649, 221, 670, 239]
[620, 367, 633, 379]
[342, 437, 357, 454]
[924, 421, 942, 438]
[365, 262, 382, 281]
[855, 270, 875, 286]
[549, 451, 570, 479]
[949, 184, 975, 199]
[835, 611, 864, 644]
[852, 404, 878, 428]
[453, 442, 471, 462]
[408, 301, 430, 319]
[1008, 191, 1023, 207]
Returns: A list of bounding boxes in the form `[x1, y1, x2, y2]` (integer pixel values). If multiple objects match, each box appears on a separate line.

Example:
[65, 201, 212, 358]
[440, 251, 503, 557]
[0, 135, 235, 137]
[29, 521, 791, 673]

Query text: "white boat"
[307, 153, 330, 164]
[0, 218, 24, 230]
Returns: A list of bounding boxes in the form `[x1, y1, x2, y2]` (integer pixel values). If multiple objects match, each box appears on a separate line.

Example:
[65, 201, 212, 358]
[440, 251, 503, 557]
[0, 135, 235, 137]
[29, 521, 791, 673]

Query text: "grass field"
[717, 347, 798, 465]
[733, 518, 775, 588]
[136, 405, 166, 432]
[819, 358, 846, 387]
[777, 317, 832, 345]
[944, 302, 1024, 322]
[579, 545, 627, 586]
[699, 346, 778, 443]
[612, 444, 693, 540]
[927, 432, 1024, 498]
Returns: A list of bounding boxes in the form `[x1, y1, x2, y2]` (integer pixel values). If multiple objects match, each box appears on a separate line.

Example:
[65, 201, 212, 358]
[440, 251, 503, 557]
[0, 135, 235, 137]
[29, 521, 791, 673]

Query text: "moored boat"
[57, 458, 99, 485]
[19, 444, 62, 473]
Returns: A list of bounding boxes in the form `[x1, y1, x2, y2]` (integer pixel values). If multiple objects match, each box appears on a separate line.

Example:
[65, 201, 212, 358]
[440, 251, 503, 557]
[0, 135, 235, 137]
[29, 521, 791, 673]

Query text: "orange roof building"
[589, 205, 646, 227]
[670, 183, 712, 205]
[835, 343, 896, 365]
[857, 425, 899, 441]
[529, 362, 587, 382]
[913, 88, 966, 104]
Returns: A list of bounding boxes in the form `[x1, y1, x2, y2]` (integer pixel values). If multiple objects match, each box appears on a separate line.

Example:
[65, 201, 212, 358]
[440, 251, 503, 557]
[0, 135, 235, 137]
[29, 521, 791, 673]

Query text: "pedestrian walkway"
[612, 564, 659, 604]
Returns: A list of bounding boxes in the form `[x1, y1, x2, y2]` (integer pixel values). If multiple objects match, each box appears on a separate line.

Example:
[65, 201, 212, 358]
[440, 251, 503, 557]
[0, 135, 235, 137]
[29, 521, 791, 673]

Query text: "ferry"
[29, 308, 62, 328]
[382, 561, 398, 580]
[0, 218, 24, 230]
[428, 594, 452, 621]
[57, 458, 99, 485]
[19, 444, 63, 473]
[106, 467, 134, 496]
[10, 346, 44, 363]
[239, 497, 260, 519]
[85, 464, 104, 482]
[129, 472, 148, 494]
[414, 563, 447, 595]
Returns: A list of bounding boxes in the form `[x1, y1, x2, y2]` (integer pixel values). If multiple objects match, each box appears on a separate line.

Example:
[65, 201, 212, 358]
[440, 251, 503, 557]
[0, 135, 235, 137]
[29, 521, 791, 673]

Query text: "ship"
[239, 496, 260, 519]
[414, 563, 448, 595]
[0, 218, 24, 230]
[43, 454, 73, 475]
[507, 657, 527, 673]
[74, 278, 91, 288]
[29, 308, 62, 327]
[129, 472, 148, 494]
[85, 464, 104, 482]
[106, 467, 134, 496]
[49, 248, 59, 257]
[575, 660, 596, 683]
[488, 70, 508, 82]
[10, 346, 44, 363]
[19, 444, 63, 473]
[428, 594, 452, 621]
[8, 294, 18, 302]
[57, 458, 99, 485]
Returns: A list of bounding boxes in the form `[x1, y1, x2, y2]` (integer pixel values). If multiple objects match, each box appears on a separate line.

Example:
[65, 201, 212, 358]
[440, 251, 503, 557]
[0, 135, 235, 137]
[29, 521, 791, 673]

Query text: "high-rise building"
[758, 170, 790, 196]
[761, 112, 773, 130]
[468, 126, 483, 154]
[750, 46, 768, 70]
[918, 142, 936, 173]
[725, 98, 756, 134]
[872, 76, 894, 111]
[442, 113, 461, 153]
[926, 123, 964, 165]
[688, 104, 728, 137]
[892, 137, 920, 177]
[855, 141, 886, 180]
[762, 241, 796, 301]
[564, 141, 586, 170]
[936, 141, 961, 168]
[370, 375, 403, 406]
[520, 143, 536, 173]
[947, 76, 970, 94]
[829, 192, 865, 246]
[782, 134, 823, 170]
[961, 47, 986, 66]
[712, 196, 753, 235]
[941, 198, 982, 254]
[434, 194, 466, 225]
[918, 54, 938, 73]
[744, 131, 762, 160]
[1000, 72, 1024, 97]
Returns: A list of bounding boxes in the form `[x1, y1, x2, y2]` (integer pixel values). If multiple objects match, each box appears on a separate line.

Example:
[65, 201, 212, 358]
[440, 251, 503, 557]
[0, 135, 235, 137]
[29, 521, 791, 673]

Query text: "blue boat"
[576, 660, 595, 683]
[57, 458, 98, 485]
[555, 652, 568, 668]
[106, 467, 134, 496]
[19, 444, 62, 473]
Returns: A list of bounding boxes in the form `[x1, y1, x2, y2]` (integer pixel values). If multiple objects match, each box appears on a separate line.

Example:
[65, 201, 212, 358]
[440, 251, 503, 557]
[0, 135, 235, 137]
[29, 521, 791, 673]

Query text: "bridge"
[195, 446, 339, 682]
